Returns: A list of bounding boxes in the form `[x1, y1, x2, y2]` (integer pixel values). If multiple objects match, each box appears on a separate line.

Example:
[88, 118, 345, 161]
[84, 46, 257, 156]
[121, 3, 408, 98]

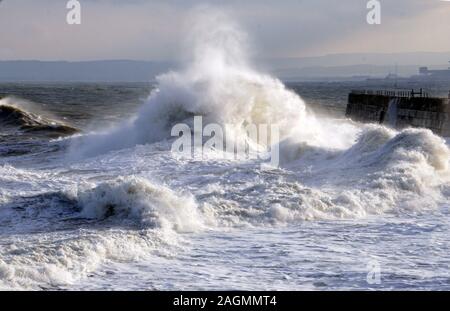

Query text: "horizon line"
[1, 51, 450, 63]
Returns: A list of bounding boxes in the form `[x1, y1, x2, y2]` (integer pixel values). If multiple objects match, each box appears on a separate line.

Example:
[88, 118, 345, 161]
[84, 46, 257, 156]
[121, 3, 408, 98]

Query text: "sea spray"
[68, 8, 324, 159]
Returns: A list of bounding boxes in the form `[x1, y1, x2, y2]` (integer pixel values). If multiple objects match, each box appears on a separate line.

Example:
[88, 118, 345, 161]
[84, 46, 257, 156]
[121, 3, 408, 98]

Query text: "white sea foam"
[78, 176, 208, 232]
[0, 228, 177, 290]
[0, 175, 209, 290]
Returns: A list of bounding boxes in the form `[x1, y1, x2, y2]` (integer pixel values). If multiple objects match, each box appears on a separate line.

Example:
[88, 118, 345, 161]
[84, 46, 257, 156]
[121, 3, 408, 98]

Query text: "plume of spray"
[69, 7, 339, 159]
[70, 8, 424, 163]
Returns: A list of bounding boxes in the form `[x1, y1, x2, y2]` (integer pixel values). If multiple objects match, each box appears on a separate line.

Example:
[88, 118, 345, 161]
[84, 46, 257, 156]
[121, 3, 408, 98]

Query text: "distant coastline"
[1, 52, 450, 82]
[0, 60, 174, 83]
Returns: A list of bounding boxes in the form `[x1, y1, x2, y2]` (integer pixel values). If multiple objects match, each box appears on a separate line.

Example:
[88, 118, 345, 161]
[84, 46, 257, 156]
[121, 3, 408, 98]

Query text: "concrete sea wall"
[346, 91, 450, 137]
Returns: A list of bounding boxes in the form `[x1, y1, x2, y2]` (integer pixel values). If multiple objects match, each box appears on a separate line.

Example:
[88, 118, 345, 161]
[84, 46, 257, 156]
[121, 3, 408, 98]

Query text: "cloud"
[0, 0, 448, 60]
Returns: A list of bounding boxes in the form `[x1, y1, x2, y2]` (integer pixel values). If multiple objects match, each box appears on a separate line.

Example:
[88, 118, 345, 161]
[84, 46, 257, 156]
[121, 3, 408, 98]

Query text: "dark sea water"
[0, 79, 449, 290]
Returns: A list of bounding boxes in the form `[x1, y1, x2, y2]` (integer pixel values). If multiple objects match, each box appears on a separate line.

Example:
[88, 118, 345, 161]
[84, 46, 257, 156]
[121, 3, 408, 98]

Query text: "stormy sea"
[1, 16, 450, 291]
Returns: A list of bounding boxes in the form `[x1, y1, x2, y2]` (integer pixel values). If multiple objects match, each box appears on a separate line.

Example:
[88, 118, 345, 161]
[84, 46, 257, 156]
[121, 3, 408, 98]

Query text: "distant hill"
[1, 52, 449, 82]
[0, 60, 174, 82]
[256, 52, 450, 80]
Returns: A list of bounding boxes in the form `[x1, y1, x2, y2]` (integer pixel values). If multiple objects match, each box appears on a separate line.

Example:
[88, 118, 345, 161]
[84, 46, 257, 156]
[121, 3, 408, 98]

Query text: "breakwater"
[346, 90, 450, 136]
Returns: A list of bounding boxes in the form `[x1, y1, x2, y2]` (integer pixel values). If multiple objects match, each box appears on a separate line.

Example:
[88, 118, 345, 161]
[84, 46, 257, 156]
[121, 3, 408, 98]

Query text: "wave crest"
[78, 176, 206, 232]
[0, 98, 78, 137]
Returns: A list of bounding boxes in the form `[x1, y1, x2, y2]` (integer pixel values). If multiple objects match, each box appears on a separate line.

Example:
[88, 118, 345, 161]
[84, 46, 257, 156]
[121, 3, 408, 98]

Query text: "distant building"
[418, 61, 450, 80]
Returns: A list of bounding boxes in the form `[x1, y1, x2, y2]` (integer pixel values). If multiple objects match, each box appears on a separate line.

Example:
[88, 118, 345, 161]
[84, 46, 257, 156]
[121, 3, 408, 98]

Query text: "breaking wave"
[0, 97, 78, 138]
[274, 126, 450, 220]
[69, 8, 317, 158]
[78, 176, 208, 232]
[0, 176, 210, 290]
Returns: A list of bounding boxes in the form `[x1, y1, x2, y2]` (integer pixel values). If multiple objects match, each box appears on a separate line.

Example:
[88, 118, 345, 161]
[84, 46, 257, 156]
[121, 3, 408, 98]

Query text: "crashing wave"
[0, 176, 210, 290]
[77, 176, 208, 232]
[0, 101, 78, 137]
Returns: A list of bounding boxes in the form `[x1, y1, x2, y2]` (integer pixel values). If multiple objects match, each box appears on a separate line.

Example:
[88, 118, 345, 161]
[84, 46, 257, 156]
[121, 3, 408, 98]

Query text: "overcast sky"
[0, 0, 449, 61]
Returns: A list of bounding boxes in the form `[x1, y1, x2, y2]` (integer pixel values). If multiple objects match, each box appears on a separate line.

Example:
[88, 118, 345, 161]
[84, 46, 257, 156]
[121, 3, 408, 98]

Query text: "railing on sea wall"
[350, 88, 430, 98]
